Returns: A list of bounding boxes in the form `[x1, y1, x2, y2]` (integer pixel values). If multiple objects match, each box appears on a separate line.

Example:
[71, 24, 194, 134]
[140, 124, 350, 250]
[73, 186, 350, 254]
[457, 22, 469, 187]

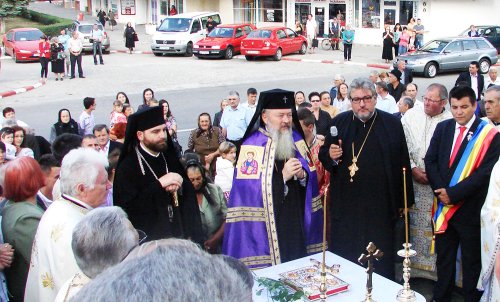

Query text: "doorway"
[329, 4, 346, 27]
[315, 7, 325, 37]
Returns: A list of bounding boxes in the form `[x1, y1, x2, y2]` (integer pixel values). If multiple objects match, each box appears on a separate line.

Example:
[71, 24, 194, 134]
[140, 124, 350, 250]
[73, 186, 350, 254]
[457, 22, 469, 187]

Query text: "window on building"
[160, 1, 168, 15]
[234, 0, 256, 24]
[399, 0, 414, 26]
[361, 0, 380, 29]
[259, 0, 284, 23]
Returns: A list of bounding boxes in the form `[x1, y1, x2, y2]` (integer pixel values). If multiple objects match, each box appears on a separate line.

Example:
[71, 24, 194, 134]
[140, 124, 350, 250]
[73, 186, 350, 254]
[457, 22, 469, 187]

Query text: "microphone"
[330, 126, 339, 146]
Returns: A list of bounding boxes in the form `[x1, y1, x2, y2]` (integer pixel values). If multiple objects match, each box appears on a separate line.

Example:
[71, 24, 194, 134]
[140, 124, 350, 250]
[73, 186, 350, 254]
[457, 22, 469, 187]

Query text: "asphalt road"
[1, 51, 459, 148]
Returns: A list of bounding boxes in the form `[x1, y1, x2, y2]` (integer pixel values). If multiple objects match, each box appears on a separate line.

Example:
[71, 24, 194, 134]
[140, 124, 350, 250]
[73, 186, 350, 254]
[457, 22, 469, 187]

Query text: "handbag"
[133, 33, 139, 42]
[312, 38, 318, 48]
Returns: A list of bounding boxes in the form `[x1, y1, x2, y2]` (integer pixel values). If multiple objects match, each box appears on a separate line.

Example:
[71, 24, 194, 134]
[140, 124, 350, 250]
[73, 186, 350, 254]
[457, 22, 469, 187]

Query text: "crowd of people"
[0, 59, 499, 301]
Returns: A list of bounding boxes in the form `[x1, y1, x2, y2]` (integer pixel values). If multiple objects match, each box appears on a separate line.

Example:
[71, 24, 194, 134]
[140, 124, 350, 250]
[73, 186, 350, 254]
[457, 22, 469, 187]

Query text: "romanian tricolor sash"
[432, 121, 497, 235]
[222, 128, 324, 269]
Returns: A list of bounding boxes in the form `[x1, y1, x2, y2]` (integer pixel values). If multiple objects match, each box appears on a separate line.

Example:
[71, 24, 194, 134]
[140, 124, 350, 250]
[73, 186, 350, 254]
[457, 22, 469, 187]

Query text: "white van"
[151, 12, 221, 57]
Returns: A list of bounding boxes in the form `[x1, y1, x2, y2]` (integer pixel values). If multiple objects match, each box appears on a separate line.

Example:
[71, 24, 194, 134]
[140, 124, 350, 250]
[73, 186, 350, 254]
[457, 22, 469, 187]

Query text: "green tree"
[0, 0, 30, 33]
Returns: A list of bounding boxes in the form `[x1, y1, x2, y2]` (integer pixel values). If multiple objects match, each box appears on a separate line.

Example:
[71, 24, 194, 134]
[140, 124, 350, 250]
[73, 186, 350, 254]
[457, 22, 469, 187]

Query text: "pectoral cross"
[348, 157, 359, 182]
[358, 242, 384, 302]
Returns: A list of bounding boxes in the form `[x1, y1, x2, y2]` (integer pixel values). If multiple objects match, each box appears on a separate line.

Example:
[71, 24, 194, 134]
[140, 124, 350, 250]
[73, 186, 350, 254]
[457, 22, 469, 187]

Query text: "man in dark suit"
[395, 60, 413, 85]
[455, 61, 485, 102]
[93, 124, 123, 156]
[425, 85, 499, 302]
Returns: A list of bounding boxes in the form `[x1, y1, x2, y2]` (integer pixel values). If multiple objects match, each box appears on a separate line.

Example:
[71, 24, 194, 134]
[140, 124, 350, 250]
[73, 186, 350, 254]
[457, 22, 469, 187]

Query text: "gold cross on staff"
[348, 157, 359, 182]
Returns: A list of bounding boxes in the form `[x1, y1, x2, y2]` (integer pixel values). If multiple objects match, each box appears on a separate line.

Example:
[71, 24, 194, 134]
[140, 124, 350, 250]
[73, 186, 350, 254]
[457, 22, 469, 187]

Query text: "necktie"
[449, 126, 466, 167]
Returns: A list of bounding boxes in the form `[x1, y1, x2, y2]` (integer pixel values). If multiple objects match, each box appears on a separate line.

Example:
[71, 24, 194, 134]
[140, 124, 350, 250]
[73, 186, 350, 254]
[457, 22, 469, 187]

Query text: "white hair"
[72, 207, 138, 278]
[334, 74, 345, 81]
[269, 127, 296, 160]
[71, 243, 252, 302]
[60, 148, 108, 197]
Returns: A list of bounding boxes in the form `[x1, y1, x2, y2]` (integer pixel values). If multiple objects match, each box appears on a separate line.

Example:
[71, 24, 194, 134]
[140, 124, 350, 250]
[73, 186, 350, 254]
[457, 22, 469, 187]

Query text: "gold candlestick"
[319, 186, 328, 300]
[403, 167, 409, 249]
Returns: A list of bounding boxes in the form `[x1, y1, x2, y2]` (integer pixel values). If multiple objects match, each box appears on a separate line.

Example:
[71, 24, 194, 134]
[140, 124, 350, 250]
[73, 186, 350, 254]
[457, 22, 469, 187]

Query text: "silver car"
[394, 37, 498, 78]
[70, 21, 111, 53]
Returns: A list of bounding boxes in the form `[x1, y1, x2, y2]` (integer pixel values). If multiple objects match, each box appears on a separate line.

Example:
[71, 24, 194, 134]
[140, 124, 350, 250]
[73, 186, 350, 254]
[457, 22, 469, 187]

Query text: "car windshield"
[78, 24, 103, 34]
[158, 18, 191, 32]
[420, 40, 449, 53]
[208, 27, 233, 38]
[14, 30, 43, 41]
[247, 30, 272, 39]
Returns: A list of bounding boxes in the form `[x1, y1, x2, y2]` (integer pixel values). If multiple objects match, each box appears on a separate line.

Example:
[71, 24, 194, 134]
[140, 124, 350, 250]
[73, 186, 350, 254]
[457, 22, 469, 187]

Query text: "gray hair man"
[329, 74, 346, 100]
[483, 85, 500, 130]
[220, 90, 247, 149]
[319, 77, 414, 279]
[400, 83, 452, 280]
[25, 148, 111, 302]
[55, 207, 139, 301]
[71, 244, 252, 302]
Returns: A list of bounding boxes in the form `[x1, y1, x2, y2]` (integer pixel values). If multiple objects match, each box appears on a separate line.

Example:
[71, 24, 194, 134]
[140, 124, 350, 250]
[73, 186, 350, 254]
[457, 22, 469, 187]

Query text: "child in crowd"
[109, 100, 127, 129]
[0, 128, 17, 161]
[123, 103, 134, 117]
[214, 142, 237, 201]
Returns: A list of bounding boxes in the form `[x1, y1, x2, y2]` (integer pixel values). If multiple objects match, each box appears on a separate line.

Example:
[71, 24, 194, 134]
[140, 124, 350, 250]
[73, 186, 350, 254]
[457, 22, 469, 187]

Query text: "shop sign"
[120, 0, 136, 15]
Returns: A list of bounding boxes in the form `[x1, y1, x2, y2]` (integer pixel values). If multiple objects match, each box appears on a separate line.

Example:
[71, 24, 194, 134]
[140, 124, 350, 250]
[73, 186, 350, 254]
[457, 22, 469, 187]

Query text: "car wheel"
[153, 52, 163, 57]
[479, 58, 491, 74]
[184, 43, 193, 57]
[224, 46, 234, 59]
[13, 52, 19, 63]
[299, 43, 307, 55]
[273, 48, 282, 61]
[424, 62, 437, 78]
[245, 55, 255, 61]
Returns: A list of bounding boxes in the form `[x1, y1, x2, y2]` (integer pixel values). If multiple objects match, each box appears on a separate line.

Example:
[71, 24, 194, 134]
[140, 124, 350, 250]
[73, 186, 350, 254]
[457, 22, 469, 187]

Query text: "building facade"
[63, 0, 500, 46]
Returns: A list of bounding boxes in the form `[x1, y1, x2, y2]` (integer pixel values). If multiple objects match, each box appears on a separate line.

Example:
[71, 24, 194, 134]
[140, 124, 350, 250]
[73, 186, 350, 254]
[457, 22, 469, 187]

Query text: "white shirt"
[306, 19, 317, 37]
[484, 77, 500, 90]
[450, 115, 476, 158]
[68, 37, 83, 53]
[78, 111, 95, 136]
[99, 140, 110, 155]
[332, 98, 352, 113]
[470, 73, 479, 100]
[376, 93, 398, 114]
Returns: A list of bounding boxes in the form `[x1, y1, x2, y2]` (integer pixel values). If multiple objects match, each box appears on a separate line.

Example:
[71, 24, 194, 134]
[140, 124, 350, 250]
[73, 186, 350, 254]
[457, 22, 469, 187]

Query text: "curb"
[0, 82, 45, 100]
[110, 50, 154, 55]
[234, 55, 391, 69]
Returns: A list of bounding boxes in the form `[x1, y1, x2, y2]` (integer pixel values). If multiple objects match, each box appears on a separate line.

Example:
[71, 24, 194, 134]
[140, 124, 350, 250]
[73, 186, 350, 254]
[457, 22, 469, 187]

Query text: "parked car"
[394, 36, 498, 78]
[193, 23, 256, 59]
[2, 28, 44, 63]
[151, 12, 221, 57]
[459, 25, 500, 52]
[69, 21, 111, 53]
[241, 27, 307, 61]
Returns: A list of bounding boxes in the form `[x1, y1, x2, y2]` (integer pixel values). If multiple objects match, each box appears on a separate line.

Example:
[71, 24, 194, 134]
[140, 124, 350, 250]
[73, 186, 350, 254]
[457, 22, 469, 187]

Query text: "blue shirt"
[58, 34, 70, 50]
[342, 30, 355, 44]
[220, 104, 248, 141]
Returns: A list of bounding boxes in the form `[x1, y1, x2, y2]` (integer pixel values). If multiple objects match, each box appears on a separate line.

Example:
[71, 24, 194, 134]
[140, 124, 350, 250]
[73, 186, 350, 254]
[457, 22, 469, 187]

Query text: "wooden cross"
[358, 242, 384, 302]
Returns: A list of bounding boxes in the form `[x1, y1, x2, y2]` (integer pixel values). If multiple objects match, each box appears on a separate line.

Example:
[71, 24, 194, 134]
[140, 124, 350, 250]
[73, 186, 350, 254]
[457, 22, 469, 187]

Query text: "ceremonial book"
[279, 266, 349, 301]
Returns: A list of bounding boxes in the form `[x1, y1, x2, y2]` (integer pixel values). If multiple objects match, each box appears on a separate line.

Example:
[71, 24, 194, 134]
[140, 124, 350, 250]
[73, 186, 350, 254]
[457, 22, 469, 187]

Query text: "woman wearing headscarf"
[124, 22, 136, 54]
[187, 113, 225, 177]
[49, 109, 80, 143]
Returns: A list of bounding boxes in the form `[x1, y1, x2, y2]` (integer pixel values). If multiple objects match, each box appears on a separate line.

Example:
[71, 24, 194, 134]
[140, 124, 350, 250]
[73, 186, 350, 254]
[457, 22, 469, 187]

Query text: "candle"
[403, 167, 409, 249]
[322, 187, 328, 268]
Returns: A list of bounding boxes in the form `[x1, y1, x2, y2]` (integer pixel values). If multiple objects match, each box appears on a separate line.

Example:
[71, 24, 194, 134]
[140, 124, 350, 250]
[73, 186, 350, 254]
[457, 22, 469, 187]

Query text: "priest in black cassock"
[319, 77, 414, 280]
[223, 89, 324, 269]
[113, 106, 203, 244]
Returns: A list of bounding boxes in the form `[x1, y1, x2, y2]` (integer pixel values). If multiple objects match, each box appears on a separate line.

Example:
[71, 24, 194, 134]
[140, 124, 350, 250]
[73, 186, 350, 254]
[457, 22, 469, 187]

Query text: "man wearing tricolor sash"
[222, 89, 324, 269]
[425, 85, 500, 302]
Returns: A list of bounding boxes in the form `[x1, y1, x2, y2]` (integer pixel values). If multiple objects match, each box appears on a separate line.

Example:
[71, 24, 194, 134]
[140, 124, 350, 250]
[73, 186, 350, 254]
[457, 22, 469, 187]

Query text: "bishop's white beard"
[269, 127, 296, 160]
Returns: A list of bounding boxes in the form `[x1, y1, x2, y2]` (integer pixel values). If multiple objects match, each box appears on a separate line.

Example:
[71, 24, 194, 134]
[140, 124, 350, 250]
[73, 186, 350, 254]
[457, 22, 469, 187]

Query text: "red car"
[193, 23, 256, 59]
[2, 28, 44, 63]
[241, 27, 307, 61]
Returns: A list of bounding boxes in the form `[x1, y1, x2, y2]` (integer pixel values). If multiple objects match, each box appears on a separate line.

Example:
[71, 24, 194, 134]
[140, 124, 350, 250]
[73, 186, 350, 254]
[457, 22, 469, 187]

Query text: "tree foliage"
[0, 0, 30, 19]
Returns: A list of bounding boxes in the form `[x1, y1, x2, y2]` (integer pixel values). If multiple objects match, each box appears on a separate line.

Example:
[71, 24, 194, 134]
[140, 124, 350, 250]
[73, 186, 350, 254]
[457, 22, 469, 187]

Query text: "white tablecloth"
[252, 251, 426, 302]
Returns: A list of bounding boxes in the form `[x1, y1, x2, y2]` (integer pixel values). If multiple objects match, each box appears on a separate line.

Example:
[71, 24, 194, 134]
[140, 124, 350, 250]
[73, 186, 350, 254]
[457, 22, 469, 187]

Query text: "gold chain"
[348, 112, 378, 182]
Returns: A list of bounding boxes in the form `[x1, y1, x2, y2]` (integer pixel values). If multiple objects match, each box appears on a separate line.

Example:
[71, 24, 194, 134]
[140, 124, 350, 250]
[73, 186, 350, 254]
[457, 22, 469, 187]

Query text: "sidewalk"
[28, 1, 153, 53]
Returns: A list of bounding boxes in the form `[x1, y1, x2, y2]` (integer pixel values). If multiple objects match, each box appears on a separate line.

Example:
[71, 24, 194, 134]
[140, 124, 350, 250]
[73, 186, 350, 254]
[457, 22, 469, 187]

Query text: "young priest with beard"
[113, 106, 202, 244]
[223, 89, 324, 269]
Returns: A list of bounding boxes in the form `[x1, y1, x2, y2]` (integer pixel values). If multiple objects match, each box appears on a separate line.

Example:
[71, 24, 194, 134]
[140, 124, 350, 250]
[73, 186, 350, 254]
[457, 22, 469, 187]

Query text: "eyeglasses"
[310, 99, 321, 102]
[423, 97, 443, 104]
[350, 95, 374, 104]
